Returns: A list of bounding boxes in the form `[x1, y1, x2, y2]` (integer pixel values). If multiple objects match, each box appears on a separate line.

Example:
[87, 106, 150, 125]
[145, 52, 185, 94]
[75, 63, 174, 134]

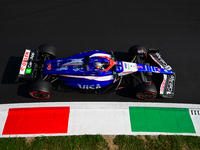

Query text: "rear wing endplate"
[18, 48, 39, 79]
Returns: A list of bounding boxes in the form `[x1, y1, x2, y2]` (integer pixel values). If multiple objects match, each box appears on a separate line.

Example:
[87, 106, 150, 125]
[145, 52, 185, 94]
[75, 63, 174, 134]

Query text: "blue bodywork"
[137, 64, 174, 74]
[43, 50, 122, 89]
[43, 50, 174, 90]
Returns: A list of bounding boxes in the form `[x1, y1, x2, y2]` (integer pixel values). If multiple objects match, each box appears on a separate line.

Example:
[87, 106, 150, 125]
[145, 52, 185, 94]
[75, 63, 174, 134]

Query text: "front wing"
[149, 50, 176, 98]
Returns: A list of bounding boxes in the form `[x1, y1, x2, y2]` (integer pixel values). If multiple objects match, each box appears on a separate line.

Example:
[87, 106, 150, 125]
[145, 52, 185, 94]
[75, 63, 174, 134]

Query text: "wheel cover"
[137, 92, 156, 100]
[30, 91, 50, 99]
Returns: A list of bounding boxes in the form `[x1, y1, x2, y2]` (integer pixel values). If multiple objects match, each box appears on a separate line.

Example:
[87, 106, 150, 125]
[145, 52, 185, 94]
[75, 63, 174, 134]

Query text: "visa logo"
[77, 84, 101, 89]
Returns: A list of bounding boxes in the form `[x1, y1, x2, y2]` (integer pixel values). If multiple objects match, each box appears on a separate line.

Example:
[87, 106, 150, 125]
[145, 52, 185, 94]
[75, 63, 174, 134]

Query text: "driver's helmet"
[94, 62, 103, 69]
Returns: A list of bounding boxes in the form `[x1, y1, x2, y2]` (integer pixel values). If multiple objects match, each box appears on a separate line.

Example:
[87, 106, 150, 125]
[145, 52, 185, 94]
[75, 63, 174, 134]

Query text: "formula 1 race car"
[18, 44, 176, 100]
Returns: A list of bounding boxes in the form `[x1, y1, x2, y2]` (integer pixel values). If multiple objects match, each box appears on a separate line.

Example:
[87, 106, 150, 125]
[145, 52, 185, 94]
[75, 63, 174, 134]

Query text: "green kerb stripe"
[129, 107, 195, 133]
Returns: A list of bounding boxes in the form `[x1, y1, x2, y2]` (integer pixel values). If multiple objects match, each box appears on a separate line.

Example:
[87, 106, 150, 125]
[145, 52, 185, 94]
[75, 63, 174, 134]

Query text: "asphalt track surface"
[0, 0, 200, 104]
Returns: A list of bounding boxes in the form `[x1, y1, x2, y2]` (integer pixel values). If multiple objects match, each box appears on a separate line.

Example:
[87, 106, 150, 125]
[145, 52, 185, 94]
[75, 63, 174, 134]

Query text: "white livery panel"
[19, 49, 31, 75]
[118, 62, 138, 76]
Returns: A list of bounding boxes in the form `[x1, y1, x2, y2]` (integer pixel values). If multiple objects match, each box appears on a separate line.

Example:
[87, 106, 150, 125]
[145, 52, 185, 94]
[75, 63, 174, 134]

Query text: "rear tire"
[39, 44, 56, 59]
[29, 80, 52, 99]
[129, 45, 147, 60]
[135, 82, 157, 100]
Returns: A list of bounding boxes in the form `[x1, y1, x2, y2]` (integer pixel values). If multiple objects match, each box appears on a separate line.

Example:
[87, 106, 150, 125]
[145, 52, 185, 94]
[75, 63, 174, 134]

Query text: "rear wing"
[18, 48, 39, 79]
[149, 49, 176, 98]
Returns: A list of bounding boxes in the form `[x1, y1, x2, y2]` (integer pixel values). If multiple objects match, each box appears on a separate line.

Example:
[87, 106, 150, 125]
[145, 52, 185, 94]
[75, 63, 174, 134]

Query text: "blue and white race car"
[18, 44, 176, 100]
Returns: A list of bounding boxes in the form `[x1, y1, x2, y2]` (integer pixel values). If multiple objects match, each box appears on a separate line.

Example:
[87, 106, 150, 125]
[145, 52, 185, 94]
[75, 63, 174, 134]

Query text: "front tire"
[29, 80, 52, 99]
[129, 45, 147, 60]
[135, 82, 157, 100]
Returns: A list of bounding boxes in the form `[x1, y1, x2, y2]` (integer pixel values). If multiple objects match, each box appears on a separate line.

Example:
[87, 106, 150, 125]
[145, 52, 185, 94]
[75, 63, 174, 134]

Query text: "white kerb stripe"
[190, 109, 200, 135]
[68, 108, 131, 135]
[1, 102, 200, 137]
[0, 109, 9, 135]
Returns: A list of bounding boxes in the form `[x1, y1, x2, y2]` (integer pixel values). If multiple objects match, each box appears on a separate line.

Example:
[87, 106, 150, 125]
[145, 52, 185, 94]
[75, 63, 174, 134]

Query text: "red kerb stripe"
[2, 107, 70, 135]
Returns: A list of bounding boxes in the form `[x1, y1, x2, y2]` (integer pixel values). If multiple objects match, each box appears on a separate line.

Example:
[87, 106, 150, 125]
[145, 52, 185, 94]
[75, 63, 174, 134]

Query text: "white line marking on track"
[1, 102, 200, 109]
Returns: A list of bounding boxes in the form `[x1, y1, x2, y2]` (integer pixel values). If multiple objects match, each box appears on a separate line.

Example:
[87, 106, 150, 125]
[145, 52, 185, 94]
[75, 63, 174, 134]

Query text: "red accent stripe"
[118, 86, 125, 89]
[99, 56, 118, 72]
[30, 91, 50, 99]
[137, 92, 156, 100]
[2, 107, 70, 135]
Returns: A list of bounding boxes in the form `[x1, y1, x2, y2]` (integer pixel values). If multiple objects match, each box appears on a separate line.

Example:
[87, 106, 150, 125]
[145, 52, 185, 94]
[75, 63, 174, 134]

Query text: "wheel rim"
[137, 92, 156, 100]
[30, 91, 50, 99]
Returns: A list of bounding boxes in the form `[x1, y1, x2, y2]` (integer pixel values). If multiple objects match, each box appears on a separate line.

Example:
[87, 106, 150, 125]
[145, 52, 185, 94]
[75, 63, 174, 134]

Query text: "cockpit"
[83, 56, 117, 72]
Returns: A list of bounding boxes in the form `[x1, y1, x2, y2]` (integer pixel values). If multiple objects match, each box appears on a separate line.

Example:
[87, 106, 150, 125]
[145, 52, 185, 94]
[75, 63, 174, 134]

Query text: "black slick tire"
[129, 45, 147, 60]
[135, 82, 157, 100]
[29, 80, 52, 99]
[39, 44, 56, 59]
